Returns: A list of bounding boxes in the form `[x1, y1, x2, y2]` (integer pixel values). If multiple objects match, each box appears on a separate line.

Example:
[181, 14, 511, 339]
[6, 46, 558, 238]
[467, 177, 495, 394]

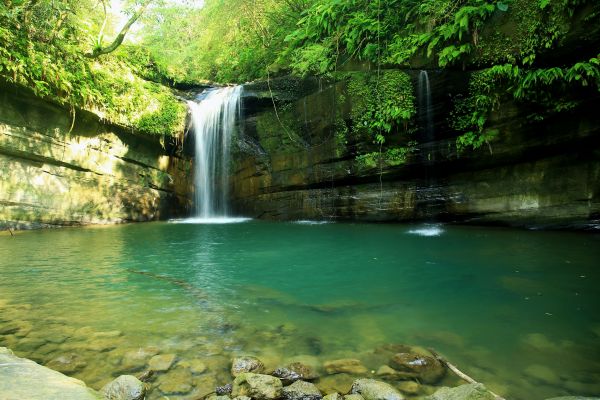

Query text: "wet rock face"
[101, 375, 146, 400]
[282, 380, 323, 400]
[273, 362, 319, 383]
[350, 378, 404, 400]
[389, 353, 445, 384]
[0, 81, 192, 231]
[231, 73, 600, 229]
[426, 383, 495, 400]
[231, 356, 266, 377]
[232, 373, 283, 400]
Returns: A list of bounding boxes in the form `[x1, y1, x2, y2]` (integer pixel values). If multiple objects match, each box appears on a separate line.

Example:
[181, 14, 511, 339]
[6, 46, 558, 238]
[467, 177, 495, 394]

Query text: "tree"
[85, 0, 154, 58]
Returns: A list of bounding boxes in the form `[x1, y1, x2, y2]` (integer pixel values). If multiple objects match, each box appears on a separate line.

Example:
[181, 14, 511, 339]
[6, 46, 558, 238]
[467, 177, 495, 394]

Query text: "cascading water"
[187, 86, 244, 222]
[418, 70, 434, 143]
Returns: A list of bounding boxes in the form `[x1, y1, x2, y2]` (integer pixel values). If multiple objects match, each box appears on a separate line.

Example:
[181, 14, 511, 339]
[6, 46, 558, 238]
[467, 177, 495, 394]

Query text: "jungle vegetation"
[0, 0, 598, 151]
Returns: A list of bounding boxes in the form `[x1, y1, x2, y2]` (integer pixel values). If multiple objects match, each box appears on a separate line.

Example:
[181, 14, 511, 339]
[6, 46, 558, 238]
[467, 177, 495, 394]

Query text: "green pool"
[0, 221, 598, 399]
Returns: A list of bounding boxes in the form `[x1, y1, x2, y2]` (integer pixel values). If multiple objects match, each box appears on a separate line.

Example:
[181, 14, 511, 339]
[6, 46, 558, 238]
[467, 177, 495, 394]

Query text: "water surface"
[1, 221, 599, 399]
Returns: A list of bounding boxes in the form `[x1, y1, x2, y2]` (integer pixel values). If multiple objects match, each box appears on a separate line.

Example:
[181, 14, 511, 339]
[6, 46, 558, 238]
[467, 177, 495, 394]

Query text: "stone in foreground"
[231, 356, 265, 377]
[350, 379, 404, 400]
[232, 373, 283, 400]
[426, 383, 495, 400]
[0, 347, 102, 400]
[101, 375, 146, 400]
[273, 362, 319, 383]
[282, 380, 323, 400]
[389, 353, 445, 384]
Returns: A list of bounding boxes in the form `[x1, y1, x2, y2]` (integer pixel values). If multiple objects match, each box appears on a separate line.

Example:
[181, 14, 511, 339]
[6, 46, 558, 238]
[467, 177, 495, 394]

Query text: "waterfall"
[187, 86, 242, 220]
[418, 70, 434, 143]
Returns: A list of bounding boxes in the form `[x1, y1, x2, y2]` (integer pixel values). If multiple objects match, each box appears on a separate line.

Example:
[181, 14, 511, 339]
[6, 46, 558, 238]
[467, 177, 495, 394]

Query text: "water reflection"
[0, 222, 599, 399]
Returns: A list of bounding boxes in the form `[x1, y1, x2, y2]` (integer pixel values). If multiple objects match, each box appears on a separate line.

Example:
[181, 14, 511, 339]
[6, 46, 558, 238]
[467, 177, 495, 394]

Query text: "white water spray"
[187, 86, 242, 220]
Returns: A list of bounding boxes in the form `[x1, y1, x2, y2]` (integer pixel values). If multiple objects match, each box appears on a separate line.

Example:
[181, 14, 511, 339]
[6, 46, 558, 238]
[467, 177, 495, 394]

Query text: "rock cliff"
[226, 73, 599, 229]
[0, 80, 192, 230]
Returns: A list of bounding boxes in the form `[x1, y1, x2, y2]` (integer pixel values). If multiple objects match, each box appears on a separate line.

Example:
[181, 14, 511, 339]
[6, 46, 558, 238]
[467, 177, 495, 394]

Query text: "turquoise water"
[0, 221, 599, 399]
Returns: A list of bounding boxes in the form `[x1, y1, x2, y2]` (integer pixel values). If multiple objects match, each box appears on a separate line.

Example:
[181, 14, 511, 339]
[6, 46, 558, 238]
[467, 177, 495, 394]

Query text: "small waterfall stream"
[187, 86, 242, 221]
[418, 70, 434, 143]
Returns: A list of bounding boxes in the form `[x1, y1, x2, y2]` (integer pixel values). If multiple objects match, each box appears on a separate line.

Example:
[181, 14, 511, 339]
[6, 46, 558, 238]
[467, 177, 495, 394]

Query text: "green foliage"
[452, 56, 600, 151]
[356, 143, 418, 169]
[142, 0, 311, 84]
[345, 71, 415, 143]
[0, 1, 185, 136]
[344, 70, 416, 165]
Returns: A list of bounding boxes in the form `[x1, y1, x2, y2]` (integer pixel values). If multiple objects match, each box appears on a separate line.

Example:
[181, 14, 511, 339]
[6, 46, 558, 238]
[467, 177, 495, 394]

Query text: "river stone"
[324, 359, 368, 375]
[323, 393, 342, 400]
[317, 374, 355, 394]
[87, 338, 118, 352]
[426, 383, 495, 400]
[389, 353, 445, 384]
[273, 362, 319, 383]
[14, 336, 47, 352]
[345, 395, 365, 400]
[351, 379, 404, 400]
[217, 383, 233, 395]
[396, 382, 420, 395]
[158, 367, 193, 395]
[93, 330, 123, 339]
[524, 364, 559, 384]
[231, 356, 265, 377]
[178, 358, 208, 374]
[121, 347, 160, 372]
[232, 373, 283, 400]
[0, 347, 102, 399]
[282, 380, 323, 400]
[149, 353, 177, 371]
[375, 365, 406, 380]
[46, 353, 87, 374]
[545, 397, 600, 400]
[101, 375, 145, 400]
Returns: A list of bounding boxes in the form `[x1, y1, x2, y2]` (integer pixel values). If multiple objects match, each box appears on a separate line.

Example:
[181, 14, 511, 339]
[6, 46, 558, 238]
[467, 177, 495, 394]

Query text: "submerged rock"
[101, 375, 145, 400]
[231, 356, 265, 377]
[120, 347, 160, 372]
[179, 358, 207, 374]
[232, 373, 283, 400]
[324, 359, 368, 375]
[389, 353, 445, 384]
[273, 362, 319, 383]
[524, 364, 559, 384]
[157, 367, 193, 395]
[282, 380, 323, 400]
[396, 382, 420, 395]
[317, 373, 355, 394]
[46, 353, 87, 374]
[351, 379, 404, 400]
[375, 365, 403, 380]
[545, 397, 600, 400]
[426, 384, 495, 400]
[148, 353, 177, 372]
